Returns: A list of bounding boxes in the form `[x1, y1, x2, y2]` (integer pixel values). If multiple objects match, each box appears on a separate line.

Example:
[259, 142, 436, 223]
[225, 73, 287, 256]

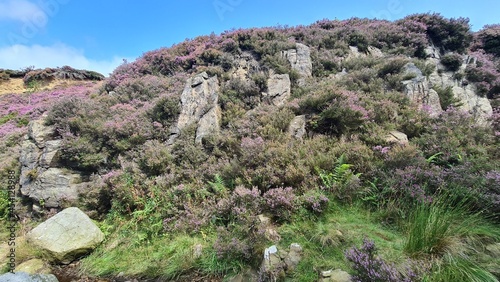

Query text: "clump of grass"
[422, 254, 498, 282]
[404, 193, 500, 257]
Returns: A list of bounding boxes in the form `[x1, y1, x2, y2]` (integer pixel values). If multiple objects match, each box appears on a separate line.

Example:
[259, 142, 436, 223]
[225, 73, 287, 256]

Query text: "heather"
[1, 13, 500, 281]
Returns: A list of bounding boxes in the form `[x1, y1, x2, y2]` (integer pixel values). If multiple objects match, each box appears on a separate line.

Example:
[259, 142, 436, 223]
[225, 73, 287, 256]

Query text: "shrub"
[433, 85, 462, 110]
[404, 13, 472, 53]
[440, 53, 463, 72]
[345, 239, 417, 282]
[476, 24, 500, 57]
[136, 140, 173, 176]
[262, 187, 299, 222]
[301, 190, 329, 214]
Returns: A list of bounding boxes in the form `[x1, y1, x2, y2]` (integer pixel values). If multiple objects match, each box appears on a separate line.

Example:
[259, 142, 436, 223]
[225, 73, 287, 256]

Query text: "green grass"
[277, 203, 406, 281]
[404, 195, 500, 257]
[423, 254, 499, 282]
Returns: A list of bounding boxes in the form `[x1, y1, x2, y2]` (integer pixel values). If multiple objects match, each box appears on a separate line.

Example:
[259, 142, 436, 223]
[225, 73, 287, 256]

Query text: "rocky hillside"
[1, 14, 499, 282]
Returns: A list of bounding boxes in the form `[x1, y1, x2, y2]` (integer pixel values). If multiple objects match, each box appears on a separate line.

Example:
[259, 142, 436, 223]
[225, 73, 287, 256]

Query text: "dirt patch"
[0, 78, 104, 95]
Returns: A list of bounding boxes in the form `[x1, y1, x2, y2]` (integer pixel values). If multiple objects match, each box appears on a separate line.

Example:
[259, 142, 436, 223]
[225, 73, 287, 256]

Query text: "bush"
[345, 239, 417, 282]
[262, 187, 299, 222]
[433, 85, 462, 110]
[136, 140, 173, 176]
[440, 53, 463, 72]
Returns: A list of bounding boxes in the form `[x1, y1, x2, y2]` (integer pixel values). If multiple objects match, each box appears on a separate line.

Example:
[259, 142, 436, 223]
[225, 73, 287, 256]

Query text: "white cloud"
[0, 0, 47, 25]
[0, 43, 134, 76]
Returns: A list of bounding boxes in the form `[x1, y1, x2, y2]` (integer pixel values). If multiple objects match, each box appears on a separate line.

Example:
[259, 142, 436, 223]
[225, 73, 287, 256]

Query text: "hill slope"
[1, 13, 500, 281]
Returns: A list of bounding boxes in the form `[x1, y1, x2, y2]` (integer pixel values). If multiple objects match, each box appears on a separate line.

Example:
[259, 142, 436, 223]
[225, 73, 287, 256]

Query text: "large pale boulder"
[15, 258, 51, 274]
[27, 207, 104, 264]
[169, 72, 221, 144]
[263, 74, 290, 106]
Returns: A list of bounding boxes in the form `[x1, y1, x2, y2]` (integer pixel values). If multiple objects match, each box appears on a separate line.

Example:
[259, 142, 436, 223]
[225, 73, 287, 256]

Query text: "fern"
[208, 174, 228, 196]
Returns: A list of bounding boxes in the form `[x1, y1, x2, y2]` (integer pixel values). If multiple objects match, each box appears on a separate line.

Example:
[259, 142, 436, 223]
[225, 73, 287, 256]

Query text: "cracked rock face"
[27, 207, 105, 264]
[168, 72, 221, 144]
[19, 116, 84, 209]
[263, 74, 291, 107]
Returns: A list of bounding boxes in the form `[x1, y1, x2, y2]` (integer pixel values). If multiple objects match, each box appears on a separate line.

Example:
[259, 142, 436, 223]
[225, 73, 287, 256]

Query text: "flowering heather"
[345, 239, 417, 282]
[263, 187, 299, 221]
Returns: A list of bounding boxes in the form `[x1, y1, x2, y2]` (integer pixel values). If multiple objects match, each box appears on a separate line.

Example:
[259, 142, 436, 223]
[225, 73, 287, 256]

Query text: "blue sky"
[0, 0, 499, 76]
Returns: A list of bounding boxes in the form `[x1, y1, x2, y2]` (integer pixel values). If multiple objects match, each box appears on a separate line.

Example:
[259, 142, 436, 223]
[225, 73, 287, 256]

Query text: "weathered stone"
[39, 140, 62, 168]
[263, 74, 290, 106]
[284, 243, 302, 271]
[282, 43, 312, 85]
[402, 63, 442, 116]
[193, 244, 203, 259]
[169, 72, 221, 144]
[258, 214, 271, 225]
[384, 131, 409, 145]
[262, 245, 281, 272]
[227, 268, 259, 282]
[329, 269, 352, 282]
[27, 207, 105, 264]
[288, 115, 306, 140]
[367, 46, 384, 58]
[427, 54, 493, 124]
[20, 168, 82, 208]
[15, 258, 51, 274]
[0, 272, 59, 282]
[19, 140, 40, 171]
[28, 117, 55, 148]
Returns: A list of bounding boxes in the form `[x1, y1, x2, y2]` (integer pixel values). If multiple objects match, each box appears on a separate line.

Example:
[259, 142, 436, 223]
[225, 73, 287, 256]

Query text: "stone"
[28, 117, 55, 148]
[263, 74, 290, 106]
[20, 168, 82, 208]
[367, 46, 384, 58]
[27, 207, 105, 264]
[282, 43, 312, 85]
[0, 272, 59, 282]
[227, 268, 259, 282]
[169, 72, 221, 144]
[384, 131, 409, 145]
[402, 63, 442, 116]
[329, 269, 352, 282]
[19, 115, 86, 211]
[258, 214, 271, 225]
[192, 244, 203, 259]
[288, 115, 306, 140]
[427, 54, 493, 124]
[39, 140, 62, 168]
[15, 259, 51, 274]
[284, 243, 302, 271]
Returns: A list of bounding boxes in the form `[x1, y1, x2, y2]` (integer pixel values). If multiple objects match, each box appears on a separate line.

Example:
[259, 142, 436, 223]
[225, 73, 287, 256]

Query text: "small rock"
[288, 115, 306, 140]
[258, 214, 271, 225]
[319, 269, 352, 282]
[384, 131, 409, 146]
[193, 244, 203, 259]
[0, 272, 59, 282]
[284, 243, 302, 271]
[15, 258, 51, 274]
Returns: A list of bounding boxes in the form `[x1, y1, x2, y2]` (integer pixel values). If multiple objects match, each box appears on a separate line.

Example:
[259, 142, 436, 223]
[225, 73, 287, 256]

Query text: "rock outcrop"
[427, 56, 492, 124]
[384, 130, 409, 146]
[260, 243, 303, 278]
[282, 43, 313, 85]
[401, 63, 442, 116]
[263, 74, 291, 106]
[169, 72, 221, 144]
[27, 207, 104, 264]
[19, 116, 85, 210]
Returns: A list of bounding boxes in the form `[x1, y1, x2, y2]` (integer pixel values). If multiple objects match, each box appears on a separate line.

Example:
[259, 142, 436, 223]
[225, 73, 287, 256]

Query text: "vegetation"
[0, 12, 499, 281]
